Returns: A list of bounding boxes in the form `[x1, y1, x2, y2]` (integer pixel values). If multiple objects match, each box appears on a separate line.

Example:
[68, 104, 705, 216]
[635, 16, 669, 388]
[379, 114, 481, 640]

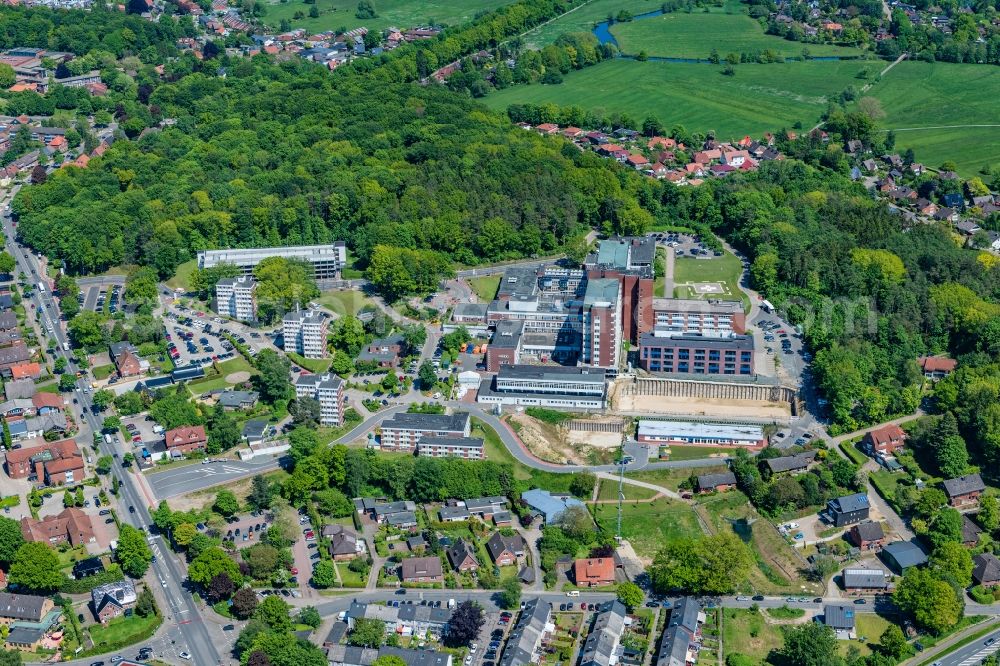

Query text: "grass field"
[663, 445, 738, 461]
[627, 465, 726, 491]
[467, 275, 501, 302]
[722, 608, 784, 663]
[591, 497, 703, 557]
[611, 8, 861, 59]
[318, 289, 374, 317]
[88, 613, 161, 650]
[863, 61, 1000, 175]
[166, 259, 198, 292]
[673, 250, 748, 309]
[484, 59, 862, 140]
[288, 351, 333, 373]
[260, 0, 500, 34]
[596, 478, 660, 500]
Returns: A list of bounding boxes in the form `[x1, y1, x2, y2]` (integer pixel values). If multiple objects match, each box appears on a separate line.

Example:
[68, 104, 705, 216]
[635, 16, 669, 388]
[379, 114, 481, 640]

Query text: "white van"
[566, 591, 580, 597]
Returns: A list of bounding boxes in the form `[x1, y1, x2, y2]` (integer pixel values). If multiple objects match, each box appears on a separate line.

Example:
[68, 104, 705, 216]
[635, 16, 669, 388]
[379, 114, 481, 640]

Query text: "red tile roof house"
[693, 149, 721, 164]
[862, 424, 906, 457]
[573, 557, 616, 587]
[648, 136, 676, 150]
[8, 363, 40, 381]
[31, 393, 63, 415]
[684, 163, 705, 177]
[627, 154, 650, 169]
[918, 356, 957, 380]
[164, 425, 207, 455]
[109, 342, 146, 378]
[562, 127, 585, 138]
[5, 438, 84, 485]
[535, 123, 559, 135]
[20, 507, 95, 546]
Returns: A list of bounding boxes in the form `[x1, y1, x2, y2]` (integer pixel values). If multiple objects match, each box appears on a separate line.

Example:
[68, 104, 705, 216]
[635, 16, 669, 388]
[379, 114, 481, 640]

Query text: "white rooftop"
[638, 419, 763, 440]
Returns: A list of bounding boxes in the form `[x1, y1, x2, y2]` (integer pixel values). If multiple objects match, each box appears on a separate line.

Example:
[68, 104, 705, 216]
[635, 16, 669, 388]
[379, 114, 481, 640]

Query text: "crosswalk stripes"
[959, 640, 1000, 665]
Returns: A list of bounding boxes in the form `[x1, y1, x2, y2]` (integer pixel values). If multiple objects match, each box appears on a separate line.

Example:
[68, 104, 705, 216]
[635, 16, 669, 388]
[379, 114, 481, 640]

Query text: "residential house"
[464, 496, 508, 518]
[841, 568, 891, 594]
[0, 593, 52, 624]
[400, 556, 443, 583]
[321, 524, 365, 561]
[446, 540, 480, 573]
[573, 557, 615, 587]
[8, 363, 40, 381]
[521, 489, 585, 525]
[20, 507, 95, 546]
[848, 522, 885, 551]
[535, 123, 558, 134]
[90, 580, 136, 623]
[72, 557, 104, 579]
[0, 398, 33, 418]
[30, 393, 62, 415]
[486, 532, 525, 567]
[3, 379, 34, 400]
[217, 390, 259, 410]
[0, 313, 14, 333]
[973, 552, 1000, 588]
[438, 506, 471, 522]
[825, 493, 870, 527]
[357, 333, 406, 368]
[164, 425, 207, 455]
[916, 199, 938, 216]
[109, 341, 147, 378]
[695, 471, 737, 493]
[499, 598, 551, 666]
[372, 501, 417, 525]
[763, 451, 817, 476]
[823, 605, 856, 640]
[962, 514, 983, 547]
[579, 601, 627, 666]
[386, 511, 417, 530]
[5, 626, 44, 652]
[0, 343, 31, 375]
[880, 540, 928, 574]
[917, 356, 957, 379]
[5, 438, 84, 485]
[862, 424, 906, 457]
[327, 645, 452, 666]
[934, 207, 959, 223]
[656, 597, 704, 666]
[241, 420, 272, 446]
[943, 473, 985, 506]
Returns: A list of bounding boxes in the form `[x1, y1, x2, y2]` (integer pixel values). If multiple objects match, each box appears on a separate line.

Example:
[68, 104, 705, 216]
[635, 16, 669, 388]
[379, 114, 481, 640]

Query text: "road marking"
[959, 641, 1000, 665]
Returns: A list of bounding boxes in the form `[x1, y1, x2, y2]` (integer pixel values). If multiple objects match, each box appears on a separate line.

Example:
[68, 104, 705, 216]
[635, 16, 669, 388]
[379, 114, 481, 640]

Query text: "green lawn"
[662, 445, 738, 461]
[92, 364, 114, 380]
[166, 259, 198, 292]
[260, 0, 504, 35]
[187, 356, 257, 393]
[336, 561, 368, 588]
[483, 59, 863, 139]
[721, 608, 783, 663]
[591, 497, 703, 558]
[87, 613, 161, 650]
[467, 275, 501, 302]
[595, 478, 659, 501]
[318, 289, 374, 317]
[627, 465, 727, 491]
[861, 60, 1000, 176]
[611, 8, 862, 59]
[288, 352, 332, 374]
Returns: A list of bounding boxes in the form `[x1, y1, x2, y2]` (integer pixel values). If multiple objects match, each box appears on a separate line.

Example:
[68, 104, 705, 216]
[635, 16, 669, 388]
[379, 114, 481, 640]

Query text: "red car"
[290, 567, 298, 575]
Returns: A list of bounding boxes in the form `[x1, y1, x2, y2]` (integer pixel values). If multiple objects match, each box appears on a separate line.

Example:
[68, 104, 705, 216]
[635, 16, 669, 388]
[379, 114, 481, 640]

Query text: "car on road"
[179, 651, 192, 660]
[794, 533, 804, 540]
[987, 638, 997, 646]
[735, 596, 751, 602]
[128, 505, 135, 513]
[752, 595, 765, 601]
[223, 625, 235, 631]
[853, 599, 866, 605]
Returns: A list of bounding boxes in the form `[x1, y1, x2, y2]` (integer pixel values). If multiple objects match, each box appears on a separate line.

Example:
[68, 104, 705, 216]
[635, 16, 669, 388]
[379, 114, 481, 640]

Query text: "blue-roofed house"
[521, 489, 585, 525]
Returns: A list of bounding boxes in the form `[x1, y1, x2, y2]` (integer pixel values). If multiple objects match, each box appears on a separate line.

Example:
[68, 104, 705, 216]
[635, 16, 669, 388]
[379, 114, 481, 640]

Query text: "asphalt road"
[1, 193, 224, 666]
[936, 626, 1000, 665]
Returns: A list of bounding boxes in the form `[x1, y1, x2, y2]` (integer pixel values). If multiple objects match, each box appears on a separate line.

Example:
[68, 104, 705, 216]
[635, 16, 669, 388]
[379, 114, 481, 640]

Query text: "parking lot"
[648, 231, 721, 260]
[80, 282, 123, 313]
[121, 415, 166, 465]
[164, 315, 239, 368]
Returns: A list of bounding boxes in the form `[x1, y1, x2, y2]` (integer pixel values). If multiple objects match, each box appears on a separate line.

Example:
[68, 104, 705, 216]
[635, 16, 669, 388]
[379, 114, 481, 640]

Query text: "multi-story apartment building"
[197, 242, 347, 281]
[638, 332, 755, 375]
[415, 436, 484, 460]
[584, 237, 656, 342]
[650, 298, 745, 335]
[294, 373, 345, 426]
[283, 309, 329, 359]
[378, 412, 471, 452]
[215, 275, 258, 322]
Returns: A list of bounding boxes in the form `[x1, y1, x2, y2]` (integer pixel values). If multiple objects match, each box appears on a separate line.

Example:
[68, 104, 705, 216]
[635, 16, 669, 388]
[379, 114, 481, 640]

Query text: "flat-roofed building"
[637, 420, 766, 448]
[416, 436, 484, 460]
[477, 365, 607, 410]
[283, 309, 328, 359]
[197, 242, 347, 280]
[650, 298, 746, 335]
[638, 332, 755, 375]
[379, 412, 471, 452]
[215, 275, 257, 322]
[581, 278, 622, 370]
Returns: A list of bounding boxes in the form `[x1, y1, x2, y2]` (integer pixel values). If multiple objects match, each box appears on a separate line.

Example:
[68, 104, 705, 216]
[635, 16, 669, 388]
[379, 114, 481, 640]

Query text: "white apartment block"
[283, 309, 329, 359]
[197, 242, 347, 280]
[215, 275, 258, 322]
[378, 412, 472, 452]
[294, 373, 345, 426]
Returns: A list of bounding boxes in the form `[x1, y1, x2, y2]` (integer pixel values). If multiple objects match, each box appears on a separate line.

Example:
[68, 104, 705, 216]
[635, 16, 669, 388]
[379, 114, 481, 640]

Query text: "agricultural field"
[260, 0, 501, 34]
[610, 7, 862, 59]
[483, 59, 863, 139]
[864, 60, 1000, 175]
[591, 497, 703, 558]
